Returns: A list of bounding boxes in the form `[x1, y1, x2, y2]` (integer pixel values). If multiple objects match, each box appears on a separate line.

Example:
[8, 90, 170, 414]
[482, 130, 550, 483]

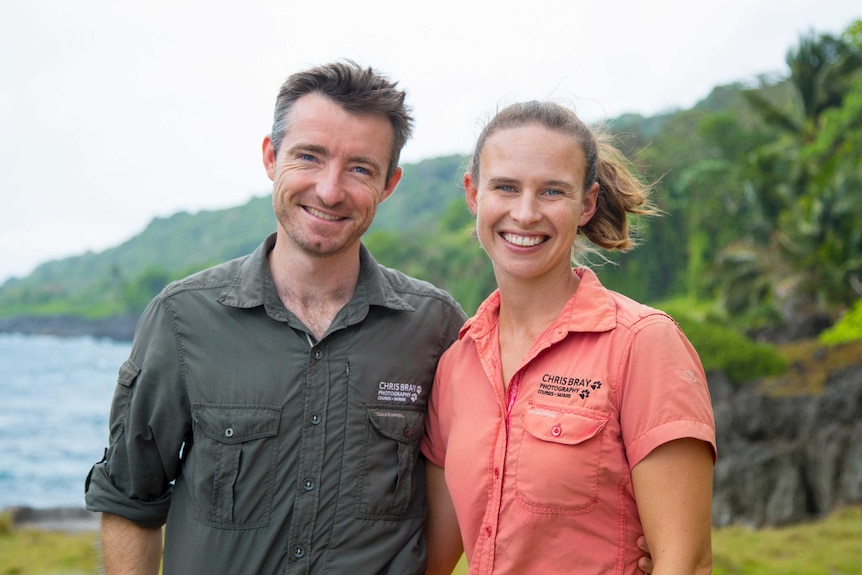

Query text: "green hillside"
[1, 21, 860, 355]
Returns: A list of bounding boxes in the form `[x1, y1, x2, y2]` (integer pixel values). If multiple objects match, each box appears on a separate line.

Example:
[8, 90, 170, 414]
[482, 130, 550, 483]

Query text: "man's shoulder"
[158, 254, 250, 301]
[376, 264, 462, 311]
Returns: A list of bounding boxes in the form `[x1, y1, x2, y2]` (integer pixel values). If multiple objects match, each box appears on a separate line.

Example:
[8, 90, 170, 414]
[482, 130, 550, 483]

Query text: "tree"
[715, 21, 862, 330]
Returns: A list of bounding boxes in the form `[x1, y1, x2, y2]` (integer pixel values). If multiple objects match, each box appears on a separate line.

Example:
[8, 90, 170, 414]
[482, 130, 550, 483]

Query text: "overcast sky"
[1, 0, 859, 284]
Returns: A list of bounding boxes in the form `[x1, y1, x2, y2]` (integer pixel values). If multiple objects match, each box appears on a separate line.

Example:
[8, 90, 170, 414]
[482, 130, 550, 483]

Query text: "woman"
[422, 101, 716, 574]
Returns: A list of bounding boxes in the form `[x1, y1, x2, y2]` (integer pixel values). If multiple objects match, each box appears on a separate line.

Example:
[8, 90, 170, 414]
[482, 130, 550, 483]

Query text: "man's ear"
[262, 135, 276, 181]
[378, 166, 403, 203]
[579, 181, 600, 226]
[464, 172, 479, 215]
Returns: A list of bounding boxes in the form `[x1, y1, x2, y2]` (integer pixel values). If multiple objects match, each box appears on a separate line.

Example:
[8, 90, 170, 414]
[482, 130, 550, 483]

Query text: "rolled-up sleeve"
[85, 294, 190, 528]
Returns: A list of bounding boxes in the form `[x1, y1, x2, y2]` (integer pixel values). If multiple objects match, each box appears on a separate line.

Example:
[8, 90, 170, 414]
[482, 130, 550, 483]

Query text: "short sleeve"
[619, 316, 716, 468]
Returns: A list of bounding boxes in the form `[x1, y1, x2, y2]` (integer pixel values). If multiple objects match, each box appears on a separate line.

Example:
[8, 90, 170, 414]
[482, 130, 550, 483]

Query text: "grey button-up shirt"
[85, 234, 466, 574]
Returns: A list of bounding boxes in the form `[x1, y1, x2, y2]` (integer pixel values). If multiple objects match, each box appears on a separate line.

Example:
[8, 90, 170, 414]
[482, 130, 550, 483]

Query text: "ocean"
[0, 333, 131, 510]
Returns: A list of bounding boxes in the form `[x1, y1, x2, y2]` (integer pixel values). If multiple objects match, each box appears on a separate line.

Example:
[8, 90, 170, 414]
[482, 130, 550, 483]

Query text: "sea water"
[0, 333, 130, 510]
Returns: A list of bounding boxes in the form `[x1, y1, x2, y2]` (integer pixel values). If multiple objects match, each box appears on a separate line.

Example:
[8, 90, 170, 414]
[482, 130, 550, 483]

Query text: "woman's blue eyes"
[496, 185, 564, 196]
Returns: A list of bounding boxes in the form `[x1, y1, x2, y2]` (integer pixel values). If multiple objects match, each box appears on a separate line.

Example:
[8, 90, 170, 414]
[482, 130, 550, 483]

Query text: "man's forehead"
[283, 94, 393, 156]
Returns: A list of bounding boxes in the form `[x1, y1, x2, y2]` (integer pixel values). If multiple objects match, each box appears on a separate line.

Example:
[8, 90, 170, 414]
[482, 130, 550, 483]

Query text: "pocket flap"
[367, 407, 424, 443]
[117, 359, 141, 387]
[521, 406, 609, 445]
[192, 404, 281, 444]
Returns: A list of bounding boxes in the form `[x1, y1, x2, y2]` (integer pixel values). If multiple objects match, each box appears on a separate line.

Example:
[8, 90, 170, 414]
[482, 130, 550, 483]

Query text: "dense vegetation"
[1, 22, 860, 383]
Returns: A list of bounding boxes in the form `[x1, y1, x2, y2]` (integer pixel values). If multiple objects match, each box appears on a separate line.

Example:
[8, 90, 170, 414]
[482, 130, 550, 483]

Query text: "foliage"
[820, 298, 862, 344]
[716, 22, 862, 324]
[366, 196, 496, 315]
[1, 20, 861, 340]
[657, 299, 788, 385]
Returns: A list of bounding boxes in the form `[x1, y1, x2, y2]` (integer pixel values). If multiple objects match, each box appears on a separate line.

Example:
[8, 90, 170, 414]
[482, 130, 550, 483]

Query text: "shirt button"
[312, 349, 323, 360]
[302, 478, 315, 491]
[293, 545, 305, 558]
[224, 427, 234, 438]
[310, 413, 321, 425]
[494, 467, 500, 478]
[403, 426, 412, 438]
[551, 425, 562, 437]
[485, 526, 492, 537]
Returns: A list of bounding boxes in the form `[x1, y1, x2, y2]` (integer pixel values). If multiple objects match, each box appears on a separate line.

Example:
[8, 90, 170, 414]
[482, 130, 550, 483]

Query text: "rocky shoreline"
[3, 506, 100, 532]
[0, 314, 138, 342]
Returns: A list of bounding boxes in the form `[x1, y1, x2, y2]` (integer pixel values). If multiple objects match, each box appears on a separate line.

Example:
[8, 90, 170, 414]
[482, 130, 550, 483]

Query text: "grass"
[758, 339, 862, 396]
[711, 506, 862, 575]
[0, 524, 100, 575]
[3, 507, 860, 574]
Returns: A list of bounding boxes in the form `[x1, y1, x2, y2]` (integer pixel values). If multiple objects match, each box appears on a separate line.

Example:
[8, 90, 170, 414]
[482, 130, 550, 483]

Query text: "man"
[85, 61, 467, 574]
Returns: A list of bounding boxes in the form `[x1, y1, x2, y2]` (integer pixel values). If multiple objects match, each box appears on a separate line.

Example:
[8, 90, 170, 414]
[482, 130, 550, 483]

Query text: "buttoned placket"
[470, 330, 511, 575]
[287, 331, 330, 573]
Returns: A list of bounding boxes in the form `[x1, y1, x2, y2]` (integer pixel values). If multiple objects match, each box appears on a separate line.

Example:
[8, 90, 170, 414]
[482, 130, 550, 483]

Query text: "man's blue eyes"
[295, 156, 372, 175]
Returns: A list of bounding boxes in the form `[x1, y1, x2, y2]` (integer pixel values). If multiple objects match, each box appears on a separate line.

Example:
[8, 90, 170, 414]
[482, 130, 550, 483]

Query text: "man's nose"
[316, 167, 346, 205]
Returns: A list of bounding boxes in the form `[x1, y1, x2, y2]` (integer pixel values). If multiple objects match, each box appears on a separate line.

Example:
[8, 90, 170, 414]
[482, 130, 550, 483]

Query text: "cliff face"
[711, 364, 862, 527]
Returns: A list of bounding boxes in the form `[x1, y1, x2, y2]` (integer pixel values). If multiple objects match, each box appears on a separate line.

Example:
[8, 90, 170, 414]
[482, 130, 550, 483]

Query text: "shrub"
[820, 298, 862, 345]
[677, 319, 787, 385]
[658, 299, 788, 385]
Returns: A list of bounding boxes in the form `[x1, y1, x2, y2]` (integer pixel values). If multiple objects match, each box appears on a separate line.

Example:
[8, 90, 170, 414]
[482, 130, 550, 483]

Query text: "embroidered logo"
[538, 373, 602, 400]
[377, 381, 423, 403]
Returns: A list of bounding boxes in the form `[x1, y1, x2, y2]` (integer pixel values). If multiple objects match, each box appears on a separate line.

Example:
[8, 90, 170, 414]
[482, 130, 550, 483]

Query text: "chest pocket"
[190, 403, 281, 529]
[355, 405, 425, 520]
[516, 404, 609, 515]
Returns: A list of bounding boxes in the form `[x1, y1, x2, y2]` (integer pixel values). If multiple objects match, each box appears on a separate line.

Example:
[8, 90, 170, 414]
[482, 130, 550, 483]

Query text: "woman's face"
[465, 123, 598, 283]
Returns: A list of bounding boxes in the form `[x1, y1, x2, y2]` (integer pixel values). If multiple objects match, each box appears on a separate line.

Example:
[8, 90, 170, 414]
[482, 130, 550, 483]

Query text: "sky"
[0, 0, 859, 285]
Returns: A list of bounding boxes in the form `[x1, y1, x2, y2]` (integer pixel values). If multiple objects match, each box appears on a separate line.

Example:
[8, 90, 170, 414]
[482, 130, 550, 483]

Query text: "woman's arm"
[631, 438, 714, 575]
[425, 461, 464, 575]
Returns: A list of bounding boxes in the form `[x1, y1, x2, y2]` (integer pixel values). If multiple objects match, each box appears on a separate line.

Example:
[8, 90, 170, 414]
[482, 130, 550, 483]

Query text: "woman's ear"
[579, 181, 600, 226]
[464, 172, 479, 215]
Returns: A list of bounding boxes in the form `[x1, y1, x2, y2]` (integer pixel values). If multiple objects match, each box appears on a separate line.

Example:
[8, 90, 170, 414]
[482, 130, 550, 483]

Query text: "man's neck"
[267, 241, 362, 340]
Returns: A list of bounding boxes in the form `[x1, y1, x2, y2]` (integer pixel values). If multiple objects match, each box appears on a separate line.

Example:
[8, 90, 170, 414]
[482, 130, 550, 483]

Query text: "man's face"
[263, 93, 401, 259]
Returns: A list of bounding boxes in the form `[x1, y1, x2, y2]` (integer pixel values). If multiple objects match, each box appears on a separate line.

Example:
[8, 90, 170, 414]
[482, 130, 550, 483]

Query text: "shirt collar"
[461, 267, 617, 342]
[216, 233, 414, 319]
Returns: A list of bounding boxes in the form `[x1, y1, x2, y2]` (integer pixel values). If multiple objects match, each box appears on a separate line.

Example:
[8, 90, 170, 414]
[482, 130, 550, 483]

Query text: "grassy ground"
[0, 514, 99, 575]
[2, 506, 861, 574]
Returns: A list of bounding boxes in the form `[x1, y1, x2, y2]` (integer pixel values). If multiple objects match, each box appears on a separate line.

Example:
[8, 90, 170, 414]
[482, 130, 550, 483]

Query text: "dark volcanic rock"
[711, 364, 862, 527]
[0, 314, 138, 342]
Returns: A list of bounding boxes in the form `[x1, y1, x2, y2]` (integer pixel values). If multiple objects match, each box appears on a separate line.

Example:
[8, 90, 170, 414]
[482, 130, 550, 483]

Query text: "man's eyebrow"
[287, 143, 328, 157]
[285, 143, 383, 174]
[486, 176, 518, 186]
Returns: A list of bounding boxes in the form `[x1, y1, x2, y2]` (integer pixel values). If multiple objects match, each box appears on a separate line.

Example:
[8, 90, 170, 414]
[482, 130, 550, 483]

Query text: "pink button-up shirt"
[422, 268, 716, 574]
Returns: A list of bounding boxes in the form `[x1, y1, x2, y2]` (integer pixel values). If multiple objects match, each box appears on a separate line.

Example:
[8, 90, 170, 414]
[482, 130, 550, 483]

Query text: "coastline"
[3, 505, 100, 532]
[0, 315, 137, 342]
